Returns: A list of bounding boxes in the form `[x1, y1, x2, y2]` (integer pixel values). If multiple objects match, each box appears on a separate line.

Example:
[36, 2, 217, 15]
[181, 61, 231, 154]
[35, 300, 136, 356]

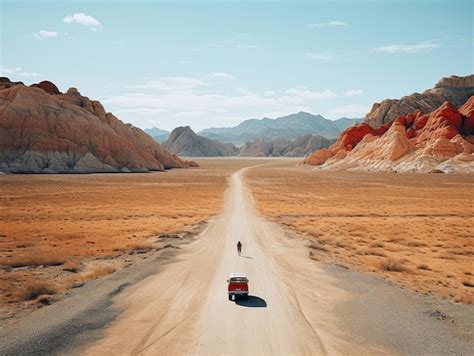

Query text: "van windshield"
[230, 277, 248, 283]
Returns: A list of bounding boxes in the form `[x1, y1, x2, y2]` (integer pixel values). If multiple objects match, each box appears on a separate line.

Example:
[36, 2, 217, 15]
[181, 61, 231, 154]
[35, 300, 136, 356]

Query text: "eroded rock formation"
[163, 126, 239, 157]
[0, 78, 197, 173]
[304, 77, 474, 173]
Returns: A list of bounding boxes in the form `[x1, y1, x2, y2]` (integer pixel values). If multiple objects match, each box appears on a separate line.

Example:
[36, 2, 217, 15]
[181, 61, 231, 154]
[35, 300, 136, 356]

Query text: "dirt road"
[85, 167, 369, 355]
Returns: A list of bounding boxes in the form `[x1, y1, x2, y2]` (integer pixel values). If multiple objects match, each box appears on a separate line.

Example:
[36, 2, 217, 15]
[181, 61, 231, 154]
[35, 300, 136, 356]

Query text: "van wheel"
[228, 294, 232, 301]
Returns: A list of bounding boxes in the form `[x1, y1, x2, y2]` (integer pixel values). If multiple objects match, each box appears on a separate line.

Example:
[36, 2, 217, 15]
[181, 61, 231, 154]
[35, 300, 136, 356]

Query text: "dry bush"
[364, 248, 386, 257]
[19, 281, 57, 301]
[417, 264, 431, 271]
[380, 257, 406, 272]
[128, 241, 157, 253]
[81, 262, 118, 281]
[369, 241, 385, 248]
[62, 261, 82, 273]
[0, 255, 65, 268]
[406, 240, 427, 247]
[462, 280, 474, 288]
[309, 242, 328, 252]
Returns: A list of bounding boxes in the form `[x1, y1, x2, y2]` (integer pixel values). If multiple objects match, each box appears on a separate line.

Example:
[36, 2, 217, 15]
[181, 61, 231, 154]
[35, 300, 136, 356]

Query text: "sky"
[0, 0, 472, 131]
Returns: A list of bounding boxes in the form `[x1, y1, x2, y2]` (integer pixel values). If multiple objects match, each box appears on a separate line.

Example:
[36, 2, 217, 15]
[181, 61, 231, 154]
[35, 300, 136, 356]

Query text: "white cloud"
[308, 21, 348, 29]
[63, 13, 101, 29]
[285, 87, 338, 100]
[34, 30, 58, 39]
[305, 51, 334, 61]
[0, 65, 43, 78]
[328, 104, 370, 117]
[344, 89, 364, 96]
[127, 77, 206, 92]
[208, 72, 236, 80]
[103, 77, 341, 130]
[373, 42, 439, 54]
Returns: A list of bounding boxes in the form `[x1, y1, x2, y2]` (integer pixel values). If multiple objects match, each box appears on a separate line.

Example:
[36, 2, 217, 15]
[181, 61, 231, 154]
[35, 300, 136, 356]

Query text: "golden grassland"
[0, 159, 262, 316]
[245, 159, 474, 304]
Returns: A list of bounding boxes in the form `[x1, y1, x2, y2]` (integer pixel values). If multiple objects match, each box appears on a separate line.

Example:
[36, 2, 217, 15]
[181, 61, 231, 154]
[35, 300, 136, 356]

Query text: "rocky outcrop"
[303, 95, 474, 173]
[163, 126, 239, 157]
[0, 78, 197, 173]
[30, 80, 61, 95]
[365, 75, 474, 128]
[239, 134, 333, 157]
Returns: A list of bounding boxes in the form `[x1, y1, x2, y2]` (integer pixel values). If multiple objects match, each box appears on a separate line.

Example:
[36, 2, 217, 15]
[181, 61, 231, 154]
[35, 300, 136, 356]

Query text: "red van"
[227, 273, 249, 300]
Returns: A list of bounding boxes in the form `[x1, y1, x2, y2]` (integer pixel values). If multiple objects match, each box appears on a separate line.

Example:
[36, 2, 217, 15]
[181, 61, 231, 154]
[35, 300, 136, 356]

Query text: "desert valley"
[0, 73, 472, 354]
[0, 1, 473, 354]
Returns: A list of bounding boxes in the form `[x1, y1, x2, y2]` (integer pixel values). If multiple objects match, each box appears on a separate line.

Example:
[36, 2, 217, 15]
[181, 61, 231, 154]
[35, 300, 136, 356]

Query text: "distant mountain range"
[162, 126, 333, 158]
[197, 112, 361, 145]
[144, 127, 170, 143]
[145, 112, 361, 146]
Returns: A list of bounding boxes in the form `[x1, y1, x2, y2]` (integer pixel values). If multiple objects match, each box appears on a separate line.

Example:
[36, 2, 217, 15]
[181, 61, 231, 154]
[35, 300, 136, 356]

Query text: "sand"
[1, 162, 471, 355]
[245, 158, 474, 304]
[0, 159, 265, 320]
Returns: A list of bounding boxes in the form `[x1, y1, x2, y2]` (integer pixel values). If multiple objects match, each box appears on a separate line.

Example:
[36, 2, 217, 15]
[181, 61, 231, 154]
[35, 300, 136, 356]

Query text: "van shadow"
[240, 255, 253, 259]
[235, 295, 267, 308]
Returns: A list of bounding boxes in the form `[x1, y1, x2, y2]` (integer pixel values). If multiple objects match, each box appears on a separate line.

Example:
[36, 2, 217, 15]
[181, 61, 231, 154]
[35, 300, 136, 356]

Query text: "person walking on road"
[237, 241, 242, 256]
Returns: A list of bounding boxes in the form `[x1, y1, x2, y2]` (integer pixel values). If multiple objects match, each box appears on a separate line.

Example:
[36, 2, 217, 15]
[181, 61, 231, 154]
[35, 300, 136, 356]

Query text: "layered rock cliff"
[365, 75, 474, 128]
[304, 75, 474, 173]
[163, 126, 239, 157]
[0, 78, 197, 173]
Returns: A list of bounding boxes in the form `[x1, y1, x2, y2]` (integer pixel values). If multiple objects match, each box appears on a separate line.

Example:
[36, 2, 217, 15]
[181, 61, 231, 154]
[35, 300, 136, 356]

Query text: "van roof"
[229, 272, 246, 278]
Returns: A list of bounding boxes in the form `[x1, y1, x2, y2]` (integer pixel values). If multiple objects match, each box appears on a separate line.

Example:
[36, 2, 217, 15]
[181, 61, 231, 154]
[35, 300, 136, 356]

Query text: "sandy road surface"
[85, 167, 372, 355]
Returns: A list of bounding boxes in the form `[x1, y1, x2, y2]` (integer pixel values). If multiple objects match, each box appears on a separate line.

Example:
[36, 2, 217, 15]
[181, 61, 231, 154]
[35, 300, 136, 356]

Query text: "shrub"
[62, 261, 82, 273]
[417, 264, 431, 270]
[381, 257, 406, 272]
[81, 262, 117, 281]
[19, 281, 57, 301]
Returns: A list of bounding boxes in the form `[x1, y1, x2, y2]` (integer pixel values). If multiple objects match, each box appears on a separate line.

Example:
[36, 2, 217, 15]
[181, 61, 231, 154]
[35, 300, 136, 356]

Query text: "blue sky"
[1, 0, 472, 131]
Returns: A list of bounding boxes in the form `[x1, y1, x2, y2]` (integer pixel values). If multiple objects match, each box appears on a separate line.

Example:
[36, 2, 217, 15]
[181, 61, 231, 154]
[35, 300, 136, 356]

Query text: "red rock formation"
[364, 75, 474, 128]
[304, 96, 474, 173]
[30, 80, 61, 94]
[0, 78, 197, 173]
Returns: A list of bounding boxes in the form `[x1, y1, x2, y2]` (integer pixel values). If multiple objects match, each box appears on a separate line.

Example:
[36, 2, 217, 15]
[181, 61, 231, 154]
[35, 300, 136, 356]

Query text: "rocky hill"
[163, 126, 239, 157]
[0, 78, 197, 173]
[198, 112, 361, 145]
[365, 75, 474, 128]
[239, 134, 333, 157]
[304, 95, 474, 173]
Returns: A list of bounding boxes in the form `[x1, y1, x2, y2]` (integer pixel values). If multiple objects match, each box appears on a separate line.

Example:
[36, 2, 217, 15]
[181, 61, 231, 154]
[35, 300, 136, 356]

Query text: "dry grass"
[0, 255, 65, 268]
[18, 281, 57, 301]
[0, 159, 265, 313]
[127, 241, 157, 253]
[417, 264, 431, 271]
[62, 261, 82, 273]
[80, 262, 118, 281]
[245, 159, 474, 304]
[380, 257, 406, 272]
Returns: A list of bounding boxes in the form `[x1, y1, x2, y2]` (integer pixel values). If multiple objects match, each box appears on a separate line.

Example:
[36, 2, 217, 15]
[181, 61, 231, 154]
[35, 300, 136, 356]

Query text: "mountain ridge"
[197, 112, 361, 145]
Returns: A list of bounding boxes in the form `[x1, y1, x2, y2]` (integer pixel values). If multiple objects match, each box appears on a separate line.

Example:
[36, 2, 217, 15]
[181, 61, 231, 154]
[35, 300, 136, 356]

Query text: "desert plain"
[0, 157, 472, 324]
